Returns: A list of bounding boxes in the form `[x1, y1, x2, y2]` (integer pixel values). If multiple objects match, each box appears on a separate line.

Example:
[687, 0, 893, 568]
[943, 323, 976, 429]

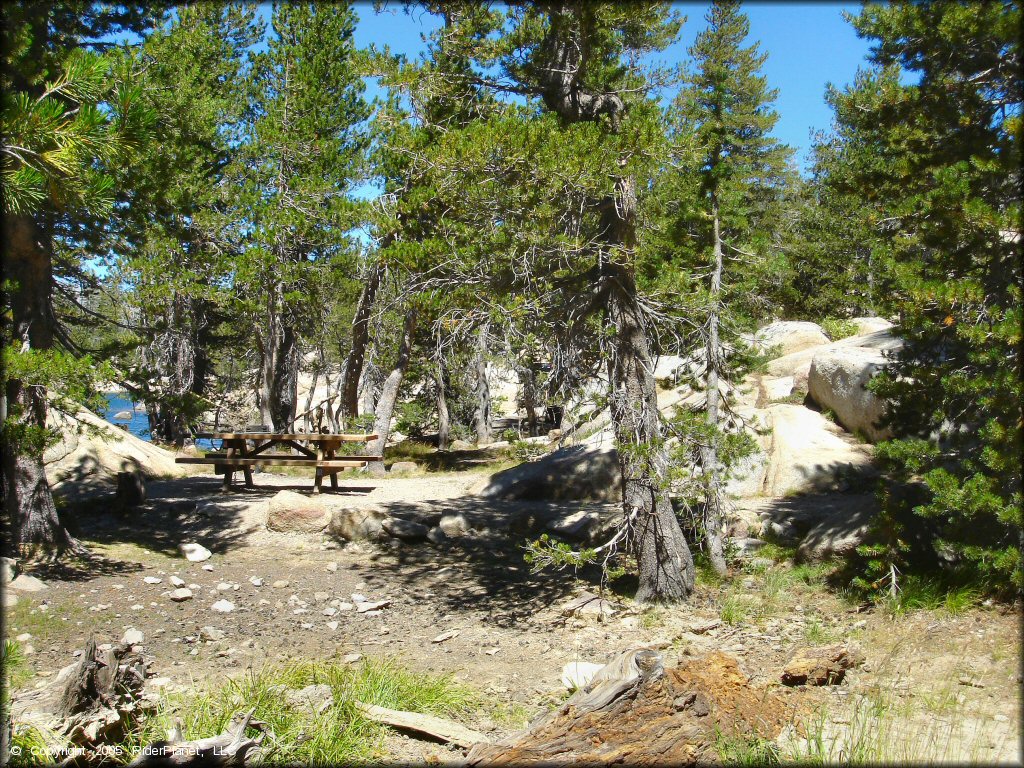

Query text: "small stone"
[211, 599, 235, 613]
[144, 576, 162, 585]
[337, 602, 354, 611]
[326, 621, 339, 630]
[343, 653, 361, 664]
[24, 644, 35, 655]
[16, 633, 31, 642]
[200, 626, 227, 641]
[323, 607, 337, 616]
[249, 577, 263, 587]
[485, 648, 500, 656]
[122, 628, 145, 645]
[217, 582, 234, 591]
[169, 576, 186, 587]
[313, 591, 330, 603]
[202, 564, 215, 572]
[170, 588, 194, 602]
[131, 604, 145, 611]
[273, 580, 290, 589]
[180, 543, 212, 562]
[351, 593, 366, 603]
[9, 574, 48, 592]
[326, 562, 338, 572]
[431, 629, 460, 644]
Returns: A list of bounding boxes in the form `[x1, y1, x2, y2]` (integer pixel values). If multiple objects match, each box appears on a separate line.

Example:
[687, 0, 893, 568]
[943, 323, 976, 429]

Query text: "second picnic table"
[175, 431, 380, 493]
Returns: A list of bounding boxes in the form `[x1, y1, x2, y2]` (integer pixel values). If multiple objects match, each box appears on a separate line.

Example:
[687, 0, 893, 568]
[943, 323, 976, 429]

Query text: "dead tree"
[366, 306, 417, 473]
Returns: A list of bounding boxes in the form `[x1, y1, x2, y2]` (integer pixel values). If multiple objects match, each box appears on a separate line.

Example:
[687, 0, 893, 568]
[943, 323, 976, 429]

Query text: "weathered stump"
[115, 471, 146, 508]
[466, 649, 791, 765]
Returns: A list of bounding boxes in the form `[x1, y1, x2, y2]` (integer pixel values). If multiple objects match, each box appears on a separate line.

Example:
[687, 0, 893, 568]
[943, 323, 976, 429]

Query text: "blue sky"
[344, 1, 872, 172]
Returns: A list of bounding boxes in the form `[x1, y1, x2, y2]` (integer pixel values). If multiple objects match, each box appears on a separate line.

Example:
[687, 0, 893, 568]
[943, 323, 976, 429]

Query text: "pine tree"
[1, 2, 160, 555]
[236, 2, 370, 431]
[663, 0, 792, 574]
[826, 1, 1022, 593]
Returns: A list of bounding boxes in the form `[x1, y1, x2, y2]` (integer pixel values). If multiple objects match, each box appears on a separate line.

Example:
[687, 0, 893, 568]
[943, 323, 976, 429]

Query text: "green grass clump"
[119, 656, 481, 765]
[882, 575, 981, 617]
[715, 729, 781, 765]
[821, 317, 860, 341]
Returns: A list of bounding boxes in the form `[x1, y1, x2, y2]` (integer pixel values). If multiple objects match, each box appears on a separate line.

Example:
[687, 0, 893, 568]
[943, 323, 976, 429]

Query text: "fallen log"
[466, 649, 792, 766]
[128, 709, 266, 767]
[354, 701, 488, 749]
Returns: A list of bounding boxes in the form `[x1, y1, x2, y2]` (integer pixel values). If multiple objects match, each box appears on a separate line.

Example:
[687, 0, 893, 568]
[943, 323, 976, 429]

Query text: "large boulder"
[478, 445, 621, 502]
[848, 317, 893, 336]
[266, 490, 328, 533]
[329, 506, 389, 541]
[754, 321, 830, 357]
[765, 327, 902, 392]
[808, 347, 892, 443]
[44, 404, 185, 488]
[760, 405, 876, 497]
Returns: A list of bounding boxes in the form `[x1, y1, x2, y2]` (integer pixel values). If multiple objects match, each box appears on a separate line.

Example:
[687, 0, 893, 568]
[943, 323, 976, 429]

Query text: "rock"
[329, 506, 389, 541]
[431, 629, 461, 643]
[728, 537, 765, 556]
[266, 490, 329, 533]
[326, 621, 339, 631]
[381, 517, 429, 541]
[438, 513, 470, 537]
[796, 496, 877, 562]
[478, 444, 621, 502]
[1, 556, 17, 584]
[342, 653, 362, 664]
[217, 582, 234, 591]
[765, 327, 902, 392]
[808, 347, 892, 443]
[122, 628, 145, 645]
[450, 439, 475, 451]
[545, 509, 616, 543]
[848, 317, 893, 336]
[249, 577, 263, 587]
[286, 683, 334, 713]
[9, 574, 48, 592]
[759, 405, 876, 497]
[143, 576, 162, 585]
[389, 461, 418, 473]
[169, 576, 185, 587]
[180, 543, 212, 562]
[754, 321, 830, 357]
[781, 644, 865, 686]
[760, 376, 795, 402]
[43, 403, 186, 488]
[114, 410, 134, 420]
[202, 564, 215, 572]
[169, 588, 193, 602]
[16, 633, 31, 642]
[561, 661, 605, 691]
[273, 580, 290, 589]
[200, 626, 226, 641]
[313, 591, 330, 603]
[211, 599, 235, 613]
[426, 526, 448, 545]
[326, 562, 338, 572]
[559, 591, 616, 619]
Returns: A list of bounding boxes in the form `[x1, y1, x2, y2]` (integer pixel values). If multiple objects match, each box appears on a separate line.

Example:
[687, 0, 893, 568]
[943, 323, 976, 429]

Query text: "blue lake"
[104, 393, 150, 441]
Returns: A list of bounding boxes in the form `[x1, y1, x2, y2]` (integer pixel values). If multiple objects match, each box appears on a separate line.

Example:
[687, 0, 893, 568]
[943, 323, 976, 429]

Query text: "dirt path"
[6, 469, 1021, 764]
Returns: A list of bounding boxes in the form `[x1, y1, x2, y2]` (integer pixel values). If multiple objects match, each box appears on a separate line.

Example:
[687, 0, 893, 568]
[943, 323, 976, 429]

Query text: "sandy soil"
[6, 469, 1021, 764]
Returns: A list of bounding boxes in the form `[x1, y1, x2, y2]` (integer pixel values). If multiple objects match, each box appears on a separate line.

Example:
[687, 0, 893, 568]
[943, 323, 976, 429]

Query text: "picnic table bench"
[175, 431, 380, 494]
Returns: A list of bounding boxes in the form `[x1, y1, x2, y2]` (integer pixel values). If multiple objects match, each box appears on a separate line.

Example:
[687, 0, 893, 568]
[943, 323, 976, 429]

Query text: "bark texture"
[472, 322, 492, 445]
[465, 649, 788, 765]
[366, 307, 417, 473]
[256, 283, 300, 432]
[341, 258, 385, 420]
[701, 203, 727, 575]
[435, 361, 451, 451]
[1, 214, 82, 556]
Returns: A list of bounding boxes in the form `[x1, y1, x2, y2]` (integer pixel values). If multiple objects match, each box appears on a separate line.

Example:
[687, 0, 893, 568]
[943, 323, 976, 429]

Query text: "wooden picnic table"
[175, 431, 379, 494]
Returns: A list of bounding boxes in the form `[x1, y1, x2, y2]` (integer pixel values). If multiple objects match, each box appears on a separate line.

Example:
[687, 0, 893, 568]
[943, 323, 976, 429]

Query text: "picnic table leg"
[313, 442, 325, 495]
[242, 439, 254, 488]
[221, 440, 237, 493]
[328, 446, 338, 490]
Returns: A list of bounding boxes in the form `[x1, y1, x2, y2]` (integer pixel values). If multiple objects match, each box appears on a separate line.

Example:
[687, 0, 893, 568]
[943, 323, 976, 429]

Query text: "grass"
[821, 317, 859, 341]
[639, 607, 664, 629]
[715, 729, 781, 765]
[3, 639, 53, 766]
[882, 575, 982, 618]
[116, 656, 487, 765]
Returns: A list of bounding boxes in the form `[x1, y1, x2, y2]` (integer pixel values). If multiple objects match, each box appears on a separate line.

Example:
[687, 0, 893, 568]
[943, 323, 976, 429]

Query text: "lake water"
[104, 393, 150, 441]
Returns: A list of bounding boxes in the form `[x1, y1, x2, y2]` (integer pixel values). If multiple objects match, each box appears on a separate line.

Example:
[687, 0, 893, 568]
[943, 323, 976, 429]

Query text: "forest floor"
[6, 463, 1022, 764]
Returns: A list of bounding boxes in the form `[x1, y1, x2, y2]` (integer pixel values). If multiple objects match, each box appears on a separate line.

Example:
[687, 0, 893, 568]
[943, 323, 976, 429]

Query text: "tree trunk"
[472, 322, 492, 445]
[602, 178, 694, 604]
[435, 360, 451, 451]
[257, 283, 300, 431]
[516, 361, 539, 436]
[0, 214, 83, 557]
[701, 203, 728, 576]
[341, 258, 385, 420]
[366, 307, 417, 473]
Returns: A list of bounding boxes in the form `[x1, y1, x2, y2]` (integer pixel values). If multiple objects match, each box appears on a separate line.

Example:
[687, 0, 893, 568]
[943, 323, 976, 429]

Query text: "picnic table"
[175, 431, 379, 493]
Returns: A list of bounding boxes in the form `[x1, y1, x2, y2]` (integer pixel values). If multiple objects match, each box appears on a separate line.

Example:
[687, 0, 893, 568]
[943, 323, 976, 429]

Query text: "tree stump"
[466, 649, 792, 765]
[116, 471, 146, 508]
